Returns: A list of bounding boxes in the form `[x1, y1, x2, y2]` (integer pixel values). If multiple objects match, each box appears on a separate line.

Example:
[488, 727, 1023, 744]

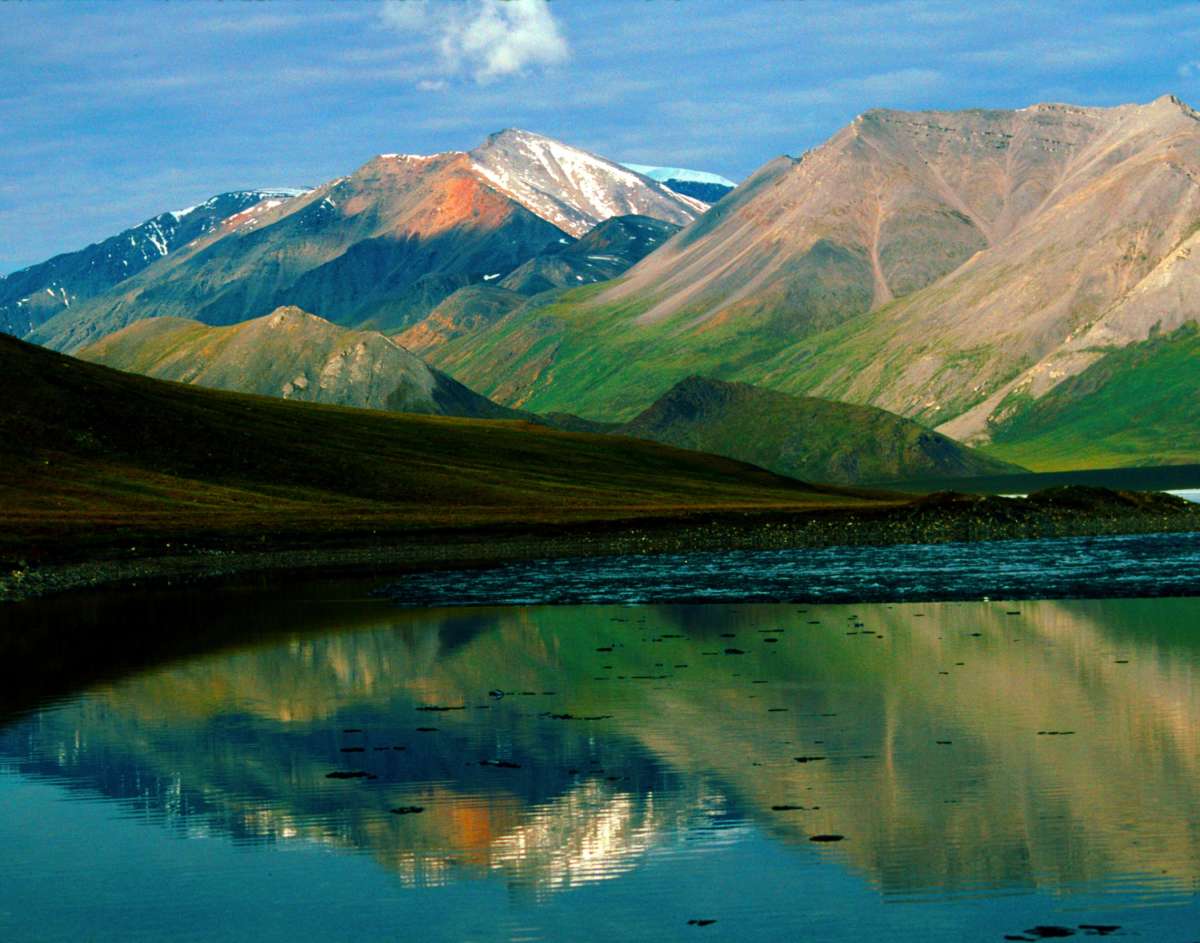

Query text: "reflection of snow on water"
[1169, 489, 1200, 504]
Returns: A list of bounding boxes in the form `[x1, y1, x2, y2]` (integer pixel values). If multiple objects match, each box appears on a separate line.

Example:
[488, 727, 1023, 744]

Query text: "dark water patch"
[377, 532, 1200, 608]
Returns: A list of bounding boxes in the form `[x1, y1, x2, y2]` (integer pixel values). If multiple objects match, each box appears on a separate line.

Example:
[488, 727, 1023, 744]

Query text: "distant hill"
[498, 214, 680, 295]
[617, 377, 1022, 484]
[76, 306, 517, 419]
[394, 214, 680, 358]
[393, 285, 528, 357]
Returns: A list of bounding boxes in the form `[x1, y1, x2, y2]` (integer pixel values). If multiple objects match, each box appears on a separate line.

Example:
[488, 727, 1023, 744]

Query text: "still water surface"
[2, 582, 1199, 940]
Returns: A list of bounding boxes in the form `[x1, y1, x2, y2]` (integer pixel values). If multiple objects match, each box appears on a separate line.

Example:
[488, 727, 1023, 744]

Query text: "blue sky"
[3, 0, 1200, 273]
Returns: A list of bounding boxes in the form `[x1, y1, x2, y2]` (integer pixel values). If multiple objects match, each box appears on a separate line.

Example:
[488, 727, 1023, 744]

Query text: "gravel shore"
[3, 487, 1197, 604]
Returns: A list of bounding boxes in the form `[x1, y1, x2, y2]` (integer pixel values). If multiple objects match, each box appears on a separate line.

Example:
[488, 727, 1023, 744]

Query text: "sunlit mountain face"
[2, 592, 1199, 940]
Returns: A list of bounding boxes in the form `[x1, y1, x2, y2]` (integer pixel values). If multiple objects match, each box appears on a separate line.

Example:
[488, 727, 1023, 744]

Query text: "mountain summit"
[427, 95, 1200, 467]
[468, 129, 705, 236]
[25, 130, 704, 352]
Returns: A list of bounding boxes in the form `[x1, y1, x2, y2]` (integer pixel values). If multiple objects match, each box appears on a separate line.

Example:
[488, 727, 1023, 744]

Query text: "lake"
[2, 539, 1200, 941]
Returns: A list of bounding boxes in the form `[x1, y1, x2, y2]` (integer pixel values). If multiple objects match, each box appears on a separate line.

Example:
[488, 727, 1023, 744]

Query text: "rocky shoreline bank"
[3, 486, 1197, 604]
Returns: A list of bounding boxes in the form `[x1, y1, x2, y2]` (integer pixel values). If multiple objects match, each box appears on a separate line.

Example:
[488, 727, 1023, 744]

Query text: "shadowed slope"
[0, 333, 873, 568]
[618, 377, 1022, 483]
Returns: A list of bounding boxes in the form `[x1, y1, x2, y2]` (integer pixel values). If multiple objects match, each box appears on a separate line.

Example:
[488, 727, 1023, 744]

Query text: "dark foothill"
[488, 690, 504, 699]
[546, 713, 613, 720]
[373, 746, 389, 751]
[389, 806, 424, 815]
[809, 834, 844, 842]
[596, 646, 613, 652]
[325, 771, 377, 780]
[416, 705, 466, 712]
[687, 919, 717, 927]
[763, 638, 779, 643]
[767, 708, 788, 712]
[479, 759, 521, 769]
[936, 740, 953, 745]
[720, 633, 736, 638]
[416, 727, 438, 732]
[724, 648, 745, 655]
[794, 756, 826, 763]
[343, 728, 364, 733]
[1114, 659, 1129, 664]
[393, 746, 406, 751]
[1007, 611, 1022, 615]
[340, 746, 365, 753]
[771, 804, 806, 811]
[1023, 928, 1076, 938]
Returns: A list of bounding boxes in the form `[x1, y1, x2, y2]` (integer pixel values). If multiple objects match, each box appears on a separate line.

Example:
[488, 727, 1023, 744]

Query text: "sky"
[3, 0, 1200, 273]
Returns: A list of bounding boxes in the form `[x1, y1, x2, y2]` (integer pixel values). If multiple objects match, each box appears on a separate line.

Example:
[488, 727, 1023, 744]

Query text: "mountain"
[497, 214, 680, 295]
[393, 285, 528, 357]
[622, 163, 737, 202]
[616, 377, 1021, 484]
[393, 214, 681, 357]
[0, 189, 307, 338]
[423, 96, 1200, 468]
[985, 323, 1200, 470]
[76, 306, 517, 419]
[469, 130, 707, 236]
[28, 130, 706, 352]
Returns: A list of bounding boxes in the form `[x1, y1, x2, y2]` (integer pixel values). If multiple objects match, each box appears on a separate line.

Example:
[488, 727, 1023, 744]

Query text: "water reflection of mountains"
[4, 597, 1200, 898]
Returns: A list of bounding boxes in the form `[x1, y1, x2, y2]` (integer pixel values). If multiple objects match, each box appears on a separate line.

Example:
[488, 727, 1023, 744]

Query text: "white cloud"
[1180, 60, 1200, 78]
[380, 0, 569, 83]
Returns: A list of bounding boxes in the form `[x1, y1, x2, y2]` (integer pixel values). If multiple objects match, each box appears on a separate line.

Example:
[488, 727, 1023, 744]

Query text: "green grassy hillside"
[617, 377, 1022, 483]
[986, 325, 1200, 470]
[0, 334, 879, 567]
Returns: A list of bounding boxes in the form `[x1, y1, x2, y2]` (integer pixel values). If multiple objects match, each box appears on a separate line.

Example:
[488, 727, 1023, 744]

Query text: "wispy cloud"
[380, 0, 569, 83]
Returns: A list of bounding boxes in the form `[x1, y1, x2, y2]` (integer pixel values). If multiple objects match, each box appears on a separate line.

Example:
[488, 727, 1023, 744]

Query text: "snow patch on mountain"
[621, 163, 737, 187]
[468, 129, 705, 237]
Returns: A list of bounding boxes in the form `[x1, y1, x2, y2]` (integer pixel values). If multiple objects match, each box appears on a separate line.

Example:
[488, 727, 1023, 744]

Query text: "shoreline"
[4, 486, 1198, 604]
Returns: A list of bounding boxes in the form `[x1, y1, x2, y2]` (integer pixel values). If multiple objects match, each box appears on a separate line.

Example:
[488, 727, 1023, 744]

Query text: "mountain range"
[79, 310, 1015, 483]
[410, 97, 1200, 468]
[0, 188, 307, 338]
[6, 100, 1199, 475]
[24, 130, 705, 352]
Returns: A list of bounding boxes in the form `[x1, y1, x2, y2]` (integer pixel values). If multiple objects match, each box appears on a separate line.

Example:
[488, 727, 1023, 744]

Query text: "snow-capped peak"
[621, 163, 737, 188]
[467, 128, 705, 237]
